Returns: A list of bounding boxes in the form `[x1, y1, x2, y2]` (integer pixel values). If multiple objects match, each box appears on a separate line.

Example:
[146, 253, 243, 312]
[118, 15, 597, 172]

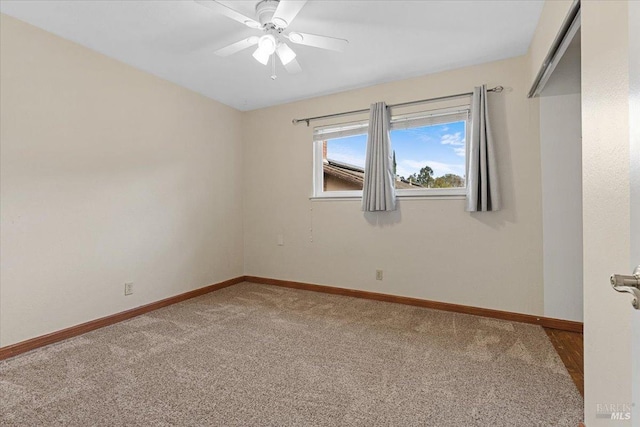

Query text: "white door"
[582, 1, 638, 426]
[613, 1, 640, 424]
[629, 2, 640, 424]
[611, 264, 640, 425]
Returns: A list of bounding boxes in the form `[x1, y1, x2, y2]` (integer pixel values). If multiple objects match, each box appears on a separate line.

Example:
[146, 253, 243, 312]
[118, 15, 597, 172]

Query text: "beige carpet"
[1, 282, 583, 426]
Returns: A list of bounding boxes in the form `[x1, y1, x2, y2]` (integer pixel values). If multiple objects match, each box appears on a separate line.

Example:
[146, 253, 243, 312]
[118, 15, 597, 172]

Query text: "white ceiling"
[0, 0, 544, 111]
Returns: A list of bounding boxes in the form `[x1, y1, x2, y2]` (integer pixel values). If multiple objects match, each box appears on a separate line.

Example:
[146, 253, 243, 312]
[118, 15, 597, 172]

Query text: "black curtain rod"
[292, 86, 503, 126]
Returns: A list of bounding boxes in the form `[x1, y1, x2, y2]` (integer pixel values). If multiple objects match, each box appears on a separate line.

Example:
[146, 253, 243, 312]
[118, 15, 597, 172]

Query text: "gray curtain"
[362, 102, 397, 212]
[466, 85, 500, 212]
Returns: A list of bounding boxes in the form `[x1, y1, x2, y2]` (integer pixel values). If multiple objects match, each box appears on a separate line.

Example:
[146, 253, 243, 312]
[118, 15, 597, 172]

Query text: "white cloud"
[441, 132, 465, 146]
[403, 160, 430, 169]
[394, 127, 436, 144]
[453, 147, 465, 157]
[396, 165, 414, 180]
[326, 145, 366, 168]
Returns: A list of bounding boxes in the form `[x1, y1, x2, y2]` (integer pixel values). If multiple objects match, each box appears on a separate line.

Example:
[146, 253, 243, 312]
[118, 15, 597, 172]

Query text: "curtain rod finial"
[494, 86, 504, 93]
[291, 118, 310, 126]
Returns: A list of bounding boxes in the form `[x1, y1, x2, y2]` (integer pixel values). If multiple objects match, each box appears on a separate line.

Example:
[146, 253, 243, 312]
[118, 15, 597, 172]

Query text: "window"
[313, 106, 469, 198]
[313, 120, 368, 198]
[390, 107, 468, 196]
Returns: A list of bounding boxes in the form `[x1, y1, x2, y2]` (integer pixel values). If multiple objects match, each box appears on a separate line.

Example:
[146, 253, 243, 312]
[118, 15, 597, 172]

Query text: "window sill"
[310, 193, 466, 202]
[310, 195, 362, 201]
[396, 188, 466, 198]
[398, 194, 466, 201]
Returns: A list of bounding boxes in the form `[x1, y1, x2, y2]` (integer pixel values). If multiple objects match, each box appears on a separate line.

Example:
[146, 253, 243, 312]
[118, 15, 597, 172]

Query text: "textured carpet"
[1, 282, 583, 426]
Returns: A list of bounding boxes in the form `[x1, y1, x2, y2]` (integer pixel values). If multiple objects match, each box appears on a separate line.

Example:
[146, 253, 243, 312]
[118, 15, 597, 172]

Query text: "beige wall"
[0, 15, 244, 347]
[539, 34, 583, 322]
[1, 4, 579, 351]
[540, 92, 582, 322]
[243, 55, 544, 316]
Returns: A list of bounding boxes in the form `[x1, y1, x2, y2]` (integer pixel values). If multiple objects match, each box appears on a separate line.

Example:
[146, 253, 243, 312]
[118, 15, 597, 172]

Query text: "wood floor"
[544, 328, 584, 397]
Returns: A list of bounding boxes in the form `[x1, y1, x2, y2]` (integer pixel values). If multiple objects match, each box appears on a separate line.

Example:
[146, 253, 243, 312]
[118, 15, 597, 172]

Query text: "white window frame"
[312, 105, 470, 199]
[391, 106, 469, 198]
[313, 120, 368, 199]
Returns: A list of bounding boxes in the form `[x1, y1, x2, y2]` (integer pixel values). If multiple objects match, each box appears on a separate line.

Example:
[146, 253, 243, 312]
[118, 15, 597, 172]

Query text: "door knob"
[610, 265, 640, 309]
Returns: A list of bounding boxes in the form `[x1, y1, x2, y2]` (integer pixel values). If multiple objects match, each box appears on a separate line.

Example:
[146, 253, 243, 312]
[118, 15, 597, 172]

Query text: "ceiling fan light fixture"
[252, 46, 271, 65]
[276, 43, 297, 65]
[258, 34, 277, 55]
[288, 32, 304, 43]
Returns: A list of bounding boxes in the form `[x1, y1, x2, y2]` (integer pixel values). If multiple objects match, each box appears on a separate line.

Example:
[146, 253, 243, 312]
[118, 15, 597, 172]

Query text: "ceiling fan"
[195, 0, 348, 78]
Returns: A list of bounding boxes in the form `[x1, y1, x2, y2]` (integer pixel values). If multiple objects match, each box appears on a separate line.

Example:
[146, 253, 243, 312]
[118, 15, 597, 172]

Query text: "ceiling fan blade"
[215, 37, 259, 57]
[276, 42, 297, 65]
[286, 32, 348, 52]
[283, 57, 302, 74]
[194, 1, 261, 28]
[272, 0, 308, 28]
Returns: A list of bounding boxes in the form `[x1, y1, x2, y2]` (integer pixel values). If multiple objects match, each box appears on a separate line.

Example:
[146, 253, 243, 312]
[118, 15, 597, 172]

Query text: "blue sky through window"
[325, 121, 466, 180]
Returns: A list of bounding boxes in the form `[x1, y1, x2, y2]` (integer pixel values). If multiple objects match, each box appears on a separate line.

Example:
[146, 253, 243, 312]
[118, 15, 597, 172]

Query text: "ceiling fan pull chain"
[271, 55, 277, 80]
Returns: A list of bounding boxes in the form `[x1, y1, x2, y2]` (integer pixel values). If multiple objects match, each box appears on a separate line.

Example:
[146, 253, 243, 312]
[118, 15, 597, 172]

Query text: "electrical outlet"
[124, 282, 134, 296]
[277, 234, 284, 246]
[376, 270, 383, 281]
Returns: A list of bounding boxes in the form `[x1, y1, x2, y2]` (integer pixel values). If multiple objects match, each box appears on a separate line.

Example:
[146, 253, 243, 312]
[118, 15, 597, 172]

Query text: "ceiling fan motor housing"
[256, 0, 280, 27]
